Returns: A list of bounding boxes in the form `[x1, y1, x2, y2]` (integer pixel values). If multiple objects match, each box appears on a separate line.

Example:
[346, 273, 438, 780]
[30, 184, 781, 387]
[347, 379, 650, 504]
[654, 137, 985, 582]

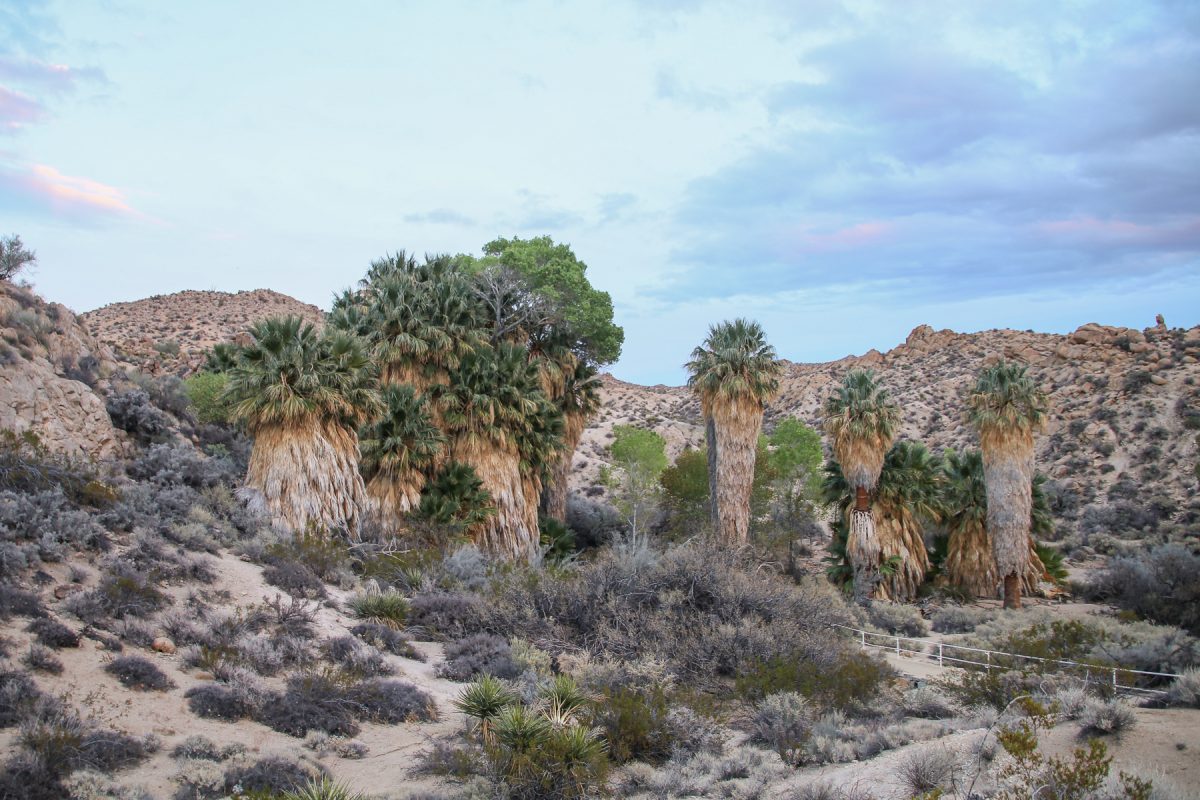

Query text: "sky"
[1, 0, 1198, 385]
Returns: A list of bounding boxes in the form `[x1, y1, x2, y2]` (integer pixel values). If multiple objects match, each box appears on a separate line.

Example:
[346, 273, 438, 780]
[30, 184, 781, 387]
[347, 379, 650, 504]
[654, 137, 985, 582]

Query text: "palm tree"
[540, 356, 601, 522]
[966, 361, 1048, 610]
[359, 384, 445, 529]
[824, 440, 942, 602]
[685, 319, 782, 546]
[823, 369, 901, 602]
[941, 448, 1053, 600]
[225, 316, 381, 536]
[435, 342, 559, 558]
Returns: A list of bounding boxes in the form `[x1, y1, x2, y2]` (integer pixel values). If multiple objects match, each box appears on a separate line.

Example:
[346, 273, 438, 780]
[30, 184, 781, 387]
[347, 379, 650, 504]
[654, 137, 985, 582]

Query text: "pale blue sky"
[2, 0, 1197, 383]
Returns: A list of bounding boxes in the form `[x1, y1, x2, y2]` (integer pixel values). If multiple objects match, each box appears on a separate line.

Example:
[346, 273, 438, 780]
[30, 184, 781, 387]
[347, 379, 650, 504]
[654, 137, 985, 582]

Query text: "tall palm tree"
[966, 361, 1048, 610]
[225, 316, 381, 536]
[435, 343, 560, 558]
[823, 369, 901, 602]
[359, 384, 445, 529]
[685, 319, 782, 546]
[824, 440, 942, 602]
[540, 356, 601, 523]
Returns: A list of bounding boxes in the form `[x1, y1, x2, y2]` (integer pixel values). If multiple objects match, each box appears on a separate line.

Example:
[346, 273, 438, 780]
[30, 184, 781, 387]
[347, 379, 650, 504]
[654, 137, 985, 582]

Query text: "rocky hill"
[81, 290, 324, 376]
[578, 320, 1200, 552]
[69, 287, 1200, 548]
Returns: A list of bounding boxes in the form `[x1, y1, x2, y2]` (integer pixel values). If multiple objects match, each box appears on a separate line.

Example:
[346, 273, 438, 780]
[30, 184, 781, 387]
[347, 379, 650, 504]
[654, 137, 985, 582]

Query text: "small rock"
[54, 584, 82, 599]
[152, 637, 176, 654]
[1150, 374, 1168, 386]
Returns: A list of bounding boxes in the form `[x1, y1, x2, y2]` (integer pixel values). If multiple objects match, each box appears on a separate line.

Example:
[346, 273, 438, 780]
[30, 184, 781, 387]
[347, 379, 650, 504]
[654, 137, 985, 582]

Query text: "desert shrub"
[323, 636, 394, 678]
[1077, 698, 1136, 736]
[223, 756, 315, 796]
[64, 565, 168, 622]
[349, 622, 421, 660]
[184, 683, 261, 721]
[26, 617, 79, 648]
[735, 649, 892, 712]
[0, 585, 44, 619]
[484, 543, 856, 691]
[170, 735, 228, 762]
[898, 747, 958, 796]
[1051, 686, 1092, 720]
[184, 372, 232, 426]
[105, 656, 175, 691]
[106, 390, 172, 441]
[127, 443, 236, 489]
[867, 603, 929, 637]
[902, 686, 959, 719]
[616, 742, 790, 799]
[1082, 545, 1200, 635]
[256, 671, 361, 737]
[0, 669, 42, 727]
[412, 738, 484, 780]
[264, 560, 326, 598]
[121, 533, 216, 582]
[281, 777, 366, 800]
[348, 589, 408, 628]
[346, 679, 438, 724]
[751, 691, 812, 764]
[23, 643, 63, 674]
[931, 606, 993, 633]
[0, 430, 106, 504]
[438, 634, 519, 682]
[587, 685, 676, 765]
[18, 698, 157, 778]
[1165, 668, 1200, 708]
[407, 590, 488, 639]
[0, 488, 107, 561]
[264, 527, 351, 583]
[264, 593, 319, 635]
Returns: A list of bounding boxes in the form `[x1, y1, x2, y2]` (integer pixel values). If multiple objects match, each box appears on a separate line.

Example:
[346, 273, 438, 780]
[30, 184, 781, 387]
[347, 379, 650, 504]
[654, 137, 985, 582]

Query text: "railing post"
[986, 651, 991, 672]
[896, 636, 901, 656]
[1112, 668, 1118, 690]
[938, 643, 944, 667]
[861, 629, 866, 647]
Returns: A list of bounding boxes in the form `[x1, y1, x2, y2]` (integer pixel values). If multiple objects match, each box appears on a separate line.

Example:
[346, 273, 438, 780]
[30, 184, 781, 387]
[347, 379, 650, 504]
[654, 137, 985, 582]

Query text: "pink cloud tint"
[787, 220, 895, 253]
[1036, 216, 1200, 247]
[0, 86, 46, 132]
[0, 160, 140, 221]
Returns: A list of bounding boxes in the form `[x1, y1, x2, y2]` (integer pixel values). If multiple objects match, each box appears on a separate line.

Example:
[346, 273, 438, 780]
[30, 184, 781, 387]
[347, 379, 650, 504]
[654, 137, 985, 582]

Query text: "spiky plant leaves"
[225, 316, 381, 535]
[202, 342, 241, 373]
[454, 675, 517, 741]
[281, 777, 365, 800]
[541, 357, 602, 522]
[967, 361, 1048, 609]
[417, 462, 496, 531]
[823, 441, 942, 602]
[360, 384, 445, 524]
[540, 675, 593, 727]
[685, 319, 782, 546]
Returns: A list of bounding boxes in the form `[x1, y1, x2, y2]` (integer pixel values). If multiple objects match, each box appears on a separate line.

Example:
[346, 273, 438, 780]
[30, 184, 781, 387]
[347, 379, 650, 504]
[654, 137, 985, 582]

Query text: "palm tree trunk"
[944, 520, 999, 599]
[366, 469, 424, 533]
[540, 410, 586, 523]
[705, 417, 718, 529]
[981, 430, 1034, 611]
[710, 396, 763, 546]
[244, 420, 370, 538]
[848, 488, 881, 603]
[456, 436, 539, 560]
[875, 503, 929, 602]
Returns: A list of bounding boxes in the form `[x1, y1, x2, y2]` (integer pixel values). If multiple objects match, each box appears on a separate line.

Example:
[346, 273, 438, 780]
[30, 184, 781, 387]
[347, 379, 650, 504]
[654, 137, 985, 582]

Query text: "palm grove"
[208, 236, 1054, 606]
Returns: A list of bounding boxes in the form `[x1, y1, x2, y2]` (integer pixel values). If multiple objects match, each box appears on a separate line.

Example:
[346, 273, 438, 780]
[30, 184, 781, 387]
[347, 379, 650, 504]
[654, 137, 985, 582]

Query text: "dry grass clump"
[898, 747, 959, 796]
[1077, 698, 1137, 737]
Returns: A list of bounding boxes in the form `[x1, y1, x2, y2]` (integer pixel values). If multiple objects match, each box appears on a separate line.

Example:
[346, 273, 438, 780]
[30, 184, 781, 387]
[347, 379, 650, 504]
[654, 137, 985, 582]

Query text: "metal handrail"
[830, 623, 1182, 694]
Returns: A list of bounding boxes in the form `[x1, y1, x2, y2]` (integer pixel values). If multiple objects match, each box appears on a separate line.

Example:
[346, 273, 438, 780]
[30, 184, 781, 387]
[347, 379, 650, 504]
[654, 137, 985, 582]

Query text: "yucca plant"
[454, 674, 517, 743]
[225, 316, 381, 537]
[349, 588, 409, 629]
[967, 361, 1048, 609]
[281, 777, 365, 800]
[823, 369, 901, 601]
[685, 319, 782, 546]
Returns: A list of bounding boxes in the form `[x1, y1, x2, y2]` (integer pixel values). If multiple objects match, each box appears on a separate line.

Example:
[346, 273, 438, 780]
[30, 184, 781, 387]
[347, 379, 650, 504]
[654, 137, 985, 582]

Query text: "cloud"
[0, 160, 139, 221]
[657, 1, 1200, 304]
[402, 208, 474, 225]
[509, 189, 584, 231]
[0, 86, 45, 132]
[0, 56, 106, 94]
[598, 192, 636, 222]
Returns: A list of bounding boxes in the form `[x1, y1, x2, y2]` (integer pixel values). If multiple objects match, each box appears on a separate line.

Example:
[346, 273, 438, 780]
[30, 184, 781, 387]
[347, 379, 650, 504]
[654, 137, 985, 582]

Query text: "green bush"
[185, 371, 232, 425]
[588, 685, 675, 765]
[735, 650, 892, 712]
[349, 590, 408, 629]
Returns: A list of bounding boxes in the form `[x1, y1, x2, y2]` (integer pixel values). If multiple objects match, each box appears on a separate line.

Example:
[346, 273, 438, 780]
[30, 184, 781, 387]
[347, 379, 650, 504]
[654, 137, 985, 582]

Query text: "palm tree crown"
[226, 316, 381, 431]
[359, 384, 445, 483]
[966, 361, 1047, 447]
[823, 369, 902, 492]
[685, 318, 782, 410]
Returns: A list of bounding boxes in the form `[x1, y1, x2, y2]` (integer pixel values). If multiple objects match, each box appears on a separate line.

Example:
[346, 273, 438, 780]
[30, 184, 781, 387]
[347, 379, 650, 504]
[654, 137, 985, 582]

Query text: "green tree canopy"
[478, 236, 624, 366]
[767, 418, 824, 506]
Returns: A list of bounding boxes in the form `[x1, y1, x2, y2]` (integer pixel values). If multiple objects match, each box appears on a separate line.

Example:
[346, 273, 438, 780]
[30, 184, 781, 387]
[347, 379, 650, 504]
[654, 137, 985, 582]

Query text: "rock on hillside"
[81, 289, 324, 376]
[577, 320, 1200, 547]
[0, 282, 121, 460]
